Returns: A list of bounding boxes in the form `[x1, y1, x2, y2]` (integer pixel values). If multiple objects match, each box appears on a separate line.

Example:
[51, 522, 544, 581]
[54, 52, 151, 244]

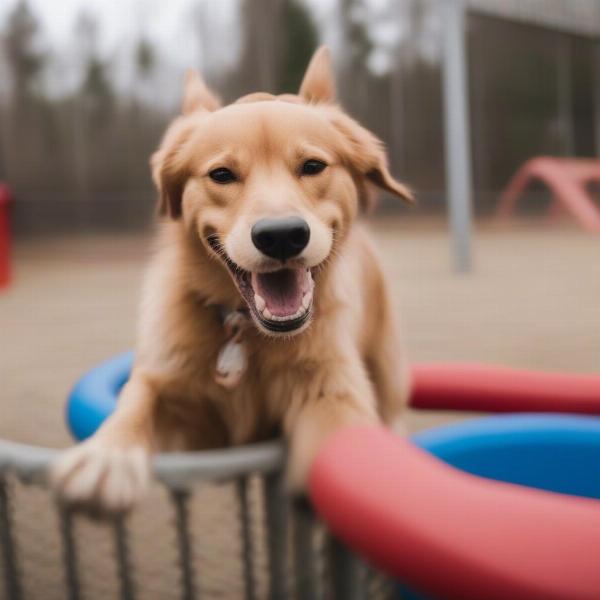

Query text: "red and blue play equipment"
[67, 357, 600, 599]
[311, 365, 600, 600]
[311, 420, 600, 600]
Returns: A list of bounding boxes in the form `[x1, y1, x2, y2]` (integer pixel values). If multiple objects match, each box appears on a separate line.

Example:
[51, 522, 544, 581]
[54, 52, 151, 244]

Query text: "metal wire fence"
[0, 438, 393, 600]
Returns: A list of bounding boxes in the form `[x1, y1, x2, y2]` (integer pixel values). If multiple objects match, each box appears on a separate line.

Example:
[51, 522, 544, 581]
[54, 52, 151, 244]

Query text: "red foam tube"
[410, 363, 600, 414]
[310, 426, 600, 600]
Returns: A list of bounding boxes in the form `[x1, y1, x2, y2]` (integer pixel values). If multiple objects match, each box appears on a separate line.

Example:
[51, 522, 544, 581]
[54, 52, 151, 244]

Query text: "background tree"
[276, 0, 319, 93]
[4, 0, 44, 114]
[2, 0, 46, 191]
[0, 0, 598, 232]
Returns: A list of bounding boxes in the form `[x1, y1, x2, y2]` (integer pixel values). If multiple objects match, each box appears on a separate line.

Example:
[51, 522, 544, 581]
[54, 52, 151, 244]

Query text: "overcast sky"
[0, 0, 339, 67]
[0, 0, 441, 107]
[0, 0, 235, 68]
[0, 0, 353, 107]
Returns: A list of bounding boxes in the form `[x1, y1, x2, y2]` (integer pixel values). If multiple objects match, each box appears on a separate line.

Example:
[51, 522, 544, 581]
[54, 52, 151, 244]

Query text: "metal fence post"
[0, 480, 23, 600]
[58, 507, 81, 600]
[237, 477, 257, 600]
[264, 472, 289, 600]
[292, 499, 319, 600]
[328, 534, 365, 600]
[593, 44, 600, 158]
[172, 489, 198, 600]
[442, 0, 474, 272]
[114, 516, 136, 600]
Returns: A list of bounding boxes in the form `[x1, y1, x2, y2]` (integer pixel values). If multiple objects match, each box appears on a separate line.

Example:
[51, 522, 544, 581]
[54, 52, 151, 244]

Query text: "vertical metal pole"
[442, 0, 473, 272]
[58, 508, 81, 600]
[264, 473, 288, 600]
[327, 535, 365, 600]
[114, 516, 136, 600]
[0, 480, 23, 600]
[236, 477, 257, 600]
[172, 490, 198, 600]
[292, 499, 319, 600]
[557, 35, 575, 157]
[593, 44, 600, 158]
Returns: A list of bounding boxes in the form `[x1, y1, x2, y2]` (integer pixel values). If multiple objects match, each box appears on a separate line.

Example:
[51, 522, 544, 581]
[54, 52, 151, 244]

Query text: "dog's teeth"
[302, 292, 312, 310]
[254, 294, 266, 312]
[261, 304, 310, 323]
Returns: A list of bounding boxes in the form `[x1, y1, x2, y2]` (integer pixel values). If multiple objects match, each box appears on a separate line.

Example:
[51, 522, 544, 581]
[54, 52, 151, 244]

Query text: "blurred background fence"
[0, 0, 599, 235]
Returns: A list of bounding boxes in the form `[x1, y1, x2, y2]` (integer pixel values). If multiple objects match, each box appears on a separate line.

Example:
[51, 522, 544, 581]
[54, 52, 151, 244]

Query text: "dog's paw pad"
[51, 442, 150, 515]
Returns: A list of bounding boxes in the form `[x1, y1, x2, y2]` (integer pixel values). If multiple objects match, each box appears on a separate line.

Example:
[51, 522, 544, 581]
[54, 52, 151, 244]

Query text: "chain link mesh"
[0, 463, 394, 600]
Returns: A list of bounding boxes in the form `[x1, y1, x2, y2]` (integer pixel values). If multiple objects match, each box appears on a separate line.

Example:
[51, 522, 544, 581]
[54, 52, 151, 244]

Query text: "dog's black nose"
[251, 217, 310, 261]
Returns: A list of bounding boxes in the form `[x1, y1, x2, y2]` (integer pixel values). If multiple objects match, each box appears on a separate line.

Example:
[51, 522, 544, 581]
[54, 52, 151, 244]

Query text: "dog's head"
[151, 47, 413, 336]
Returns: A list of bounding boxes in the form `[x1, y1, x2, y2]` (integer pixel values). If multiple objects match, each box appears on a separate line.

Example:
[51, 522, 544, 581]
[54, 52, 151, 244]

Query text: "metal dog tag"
[215, 338, 247, 389]
[213, 309, 250, 389]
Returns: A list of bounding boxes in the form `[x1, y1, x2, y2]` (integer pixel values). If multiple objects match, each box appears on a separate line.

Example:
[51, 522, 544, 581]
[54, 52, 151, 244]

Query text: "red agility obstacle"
[310, 365, 600, 599]
[410, 362, 600, 414]
[310, 425, 600, 600]
[496, 157, 600, 233]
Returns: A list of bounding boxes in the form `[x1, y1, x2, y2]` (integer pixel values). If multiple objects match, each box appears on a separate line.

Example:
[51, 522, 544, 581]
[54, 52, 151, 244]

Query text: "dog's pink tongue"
[252, 269, 308, 317]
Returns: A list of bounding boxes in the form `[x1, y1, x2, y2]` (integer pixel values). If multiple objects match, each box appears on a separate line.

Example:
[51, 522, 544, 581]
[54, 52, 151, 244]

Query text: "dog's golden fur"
[52, 47, 412, 513]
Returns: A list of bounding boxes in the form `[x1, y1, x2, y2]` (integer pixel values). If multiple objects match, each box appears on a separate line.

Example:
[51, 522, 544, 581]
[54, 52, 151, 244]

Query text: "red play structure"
[0, 184, 11, 289]
[311, 425, 600, 600]
[411, 362, 600, 414]
[310, 365, 600, 600]
[496, 157, 600, 233]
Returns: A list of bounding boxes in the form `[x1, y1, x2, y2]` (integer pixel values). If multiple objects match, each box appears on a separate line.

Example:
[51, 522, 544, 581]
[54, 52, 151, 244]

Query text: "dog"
[52, 47, 413, 513]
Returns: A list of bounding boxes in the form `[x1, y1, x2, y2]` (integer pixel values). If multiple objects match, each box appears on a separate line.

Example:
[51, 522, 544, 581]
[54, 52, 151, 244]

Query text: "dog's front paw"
[51, 441, 150, 515]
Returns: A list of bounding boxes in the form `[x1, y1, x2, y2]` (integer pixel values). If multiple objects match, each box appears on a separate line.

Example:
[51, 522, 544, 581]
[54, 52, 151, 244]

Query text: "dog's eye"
[209, 167, 237, 184]
[301, 159, 327, 176]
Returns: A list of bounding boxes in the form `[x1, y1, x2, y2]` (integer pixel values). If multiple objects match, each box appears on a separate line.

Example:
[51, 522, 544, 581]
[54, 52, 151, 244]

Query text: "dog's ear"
[151, 118, 195, 219]
[152, 71, 219, 218]
[182, 69, 221, 114]
[328, 110, 414, 209]
[299, 46, 336, 104]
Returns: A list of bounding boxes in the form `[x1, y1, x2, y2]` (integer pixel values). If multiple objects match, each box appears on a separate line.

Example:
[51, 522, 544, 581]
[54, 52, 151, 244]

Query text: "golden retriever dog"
[52, 47, 413, 513]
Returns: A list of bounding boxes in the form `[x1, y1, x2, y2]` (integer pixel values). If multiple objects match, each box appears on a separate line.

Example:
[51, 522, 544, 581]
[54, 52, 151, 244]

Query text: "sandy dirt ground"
[1, 217, 599, 447]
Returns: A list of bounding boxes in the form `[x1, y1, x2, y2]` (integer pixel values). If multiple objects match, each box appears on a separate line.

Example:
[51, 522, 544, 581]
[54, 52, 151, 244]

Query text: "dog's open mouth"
[206, 235, 314, 333]
[236, 268, 314, 333]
